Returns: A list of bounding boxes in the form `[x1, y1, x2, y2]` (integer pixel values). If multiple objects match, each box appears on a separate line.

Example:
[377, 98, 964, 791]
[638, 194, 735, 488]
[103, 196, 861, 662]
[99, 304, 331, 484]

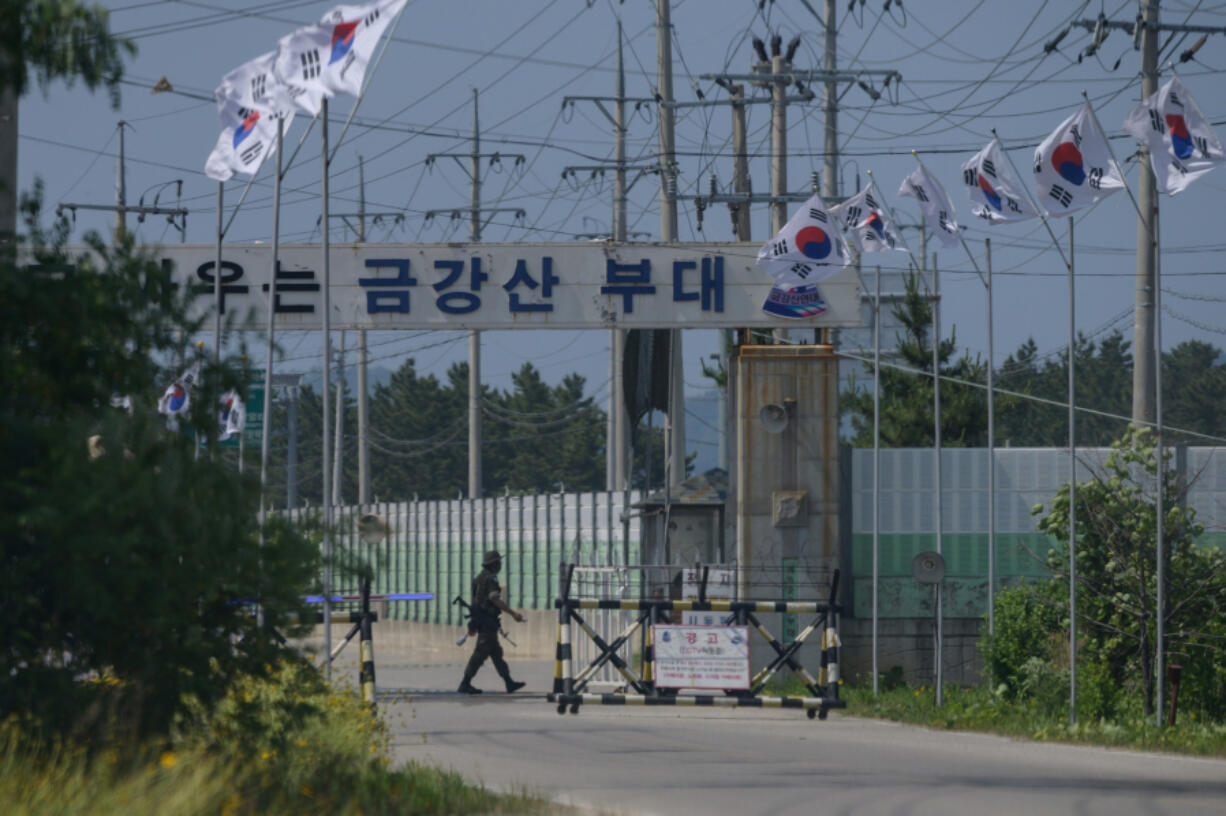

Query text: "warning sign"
[653, 625, 750, 690]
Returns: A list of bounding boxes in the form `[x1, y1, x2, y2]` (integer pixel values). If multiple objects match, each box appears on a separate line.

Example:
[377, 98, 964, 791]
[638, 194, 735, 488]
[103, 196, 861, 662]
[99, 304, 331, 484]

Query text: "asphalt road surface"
[373, 658, 1225, 816]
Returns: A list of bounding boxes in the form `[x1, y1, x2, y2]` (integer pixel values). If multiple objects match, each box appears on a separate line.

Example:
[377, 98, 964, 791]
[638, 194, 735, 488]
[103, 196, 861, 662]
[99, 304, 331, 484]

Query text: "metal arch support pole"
[256, 116, 283, 626]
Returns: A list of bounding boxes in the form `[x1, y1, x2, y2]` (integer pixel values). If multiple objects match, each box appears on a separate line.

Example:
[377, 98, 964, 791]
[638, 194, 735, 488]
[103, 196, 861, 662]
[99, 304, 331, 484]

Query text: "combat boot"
[505, 679, 526, 693]
[458, 681, 483, 694]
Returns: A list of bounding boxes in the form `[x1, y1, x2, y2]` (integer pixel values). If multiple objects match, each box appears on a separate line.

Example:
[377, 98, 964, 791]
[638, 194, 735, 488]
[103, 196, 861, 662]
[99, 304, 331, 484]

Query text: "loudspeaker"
[759, 403, 789, 434]
[911, 550, 946, 585]
[357, 513, 389, 545]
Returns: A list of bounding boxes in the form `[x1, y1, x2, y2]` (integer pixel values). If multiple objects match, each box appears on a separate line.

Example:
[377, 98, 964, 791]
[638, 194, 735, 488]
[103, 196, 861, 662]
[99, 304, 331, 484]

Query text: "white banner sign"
[66, 242, 861, 331]
[681, 568, 736, 600]
[654, 624, 750, 690]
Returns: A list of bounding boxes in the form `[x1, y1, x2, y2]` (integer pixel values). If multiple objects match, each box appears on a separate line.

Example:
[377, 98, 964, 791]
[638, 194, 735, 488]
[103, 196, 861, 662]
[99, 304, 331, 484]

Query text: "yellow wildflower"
[159, 751, 177, 769]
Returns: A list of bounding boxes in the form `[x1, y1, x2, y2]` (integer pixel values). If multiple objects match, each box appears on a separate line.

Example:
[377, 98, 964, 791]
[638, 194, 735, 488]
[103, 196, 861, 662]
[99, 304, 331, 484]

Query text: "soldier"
[458, 550, 527, 694]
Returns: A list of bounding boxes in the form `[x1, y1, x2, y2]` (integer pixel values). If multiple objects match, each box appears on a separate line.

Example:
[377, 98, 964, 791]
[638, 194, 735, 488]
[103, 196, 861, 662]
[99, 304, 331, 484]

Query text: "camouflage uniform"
[459, 551, 524, 693]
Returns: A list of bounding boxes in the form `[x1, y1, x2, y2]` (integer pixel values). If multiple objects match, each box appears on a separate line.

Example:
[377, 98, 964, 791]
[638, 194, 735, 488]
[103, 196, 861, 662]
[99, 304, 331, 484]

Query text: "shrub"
[980, 583, 1062, 698]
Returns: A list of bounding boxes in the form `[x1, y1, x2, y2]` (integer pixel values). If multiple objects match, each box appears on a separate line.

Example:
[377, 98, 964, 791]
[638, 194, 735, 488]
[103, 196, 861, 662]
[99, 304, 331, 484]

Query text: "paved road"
[374, 659, 1225, 816]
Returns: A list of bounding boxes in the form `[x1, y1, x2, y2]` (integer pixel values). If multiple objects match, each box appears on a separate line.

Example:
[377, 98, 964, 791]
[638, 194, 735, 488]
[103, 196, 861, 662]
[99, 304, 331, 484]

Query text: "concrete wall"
[732, 344, 841, 672]
[840, 617, 984, 687]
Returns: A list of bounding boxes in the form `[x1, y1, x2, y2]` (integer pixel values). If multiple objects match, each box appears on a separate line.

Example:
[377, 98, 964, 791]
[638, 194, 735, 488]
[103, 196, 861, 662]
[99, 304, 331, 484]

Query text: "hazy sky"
[18, 0, 1226, 421]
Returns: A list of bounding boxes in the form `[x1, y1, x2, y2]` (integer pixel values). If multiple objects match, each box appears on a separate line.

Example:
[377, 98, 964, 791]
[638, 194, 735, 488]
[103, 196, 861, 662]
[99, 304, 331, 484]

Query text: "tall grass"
[2, 659, 561, 815]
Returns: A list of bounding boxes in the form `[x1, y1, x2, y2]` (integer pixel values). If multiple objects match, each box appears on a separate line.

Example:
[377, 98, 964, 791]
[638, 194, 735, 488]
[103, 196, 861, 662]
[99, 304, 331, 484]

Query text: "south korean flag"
[755, 192, 850, 292]
[962, 139, 1039, 223]
[205, 96, 282, 181]
[899, 160, 960, 247]
[829, 182, 906, 254]
[1034, 102, 1124, 215]
[1123, 75, 1224, 195]
[205, 51, 294, 182]
[274, 0, 407, 115]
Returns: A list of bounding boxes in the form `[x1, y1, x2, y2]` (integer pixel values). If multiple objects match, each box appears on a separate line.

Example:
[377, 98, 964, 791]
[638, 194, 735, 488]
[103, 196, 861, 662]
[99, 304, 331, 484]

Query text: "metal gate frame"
[549, 566, 847, 720]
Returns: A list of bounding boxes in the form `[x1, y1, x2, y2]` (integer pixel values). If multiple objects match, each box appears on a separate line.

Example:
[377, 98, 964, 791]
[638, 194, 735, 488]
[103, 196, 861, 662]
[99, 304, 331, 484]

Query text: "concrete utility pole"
[609, 24, 631, 492]
[0, 80, 16, 238]
[1133, 0, 1160, 426]
[822, 0, 839, 346]
[561, 26, 657, 492]
[425, 92, 525, 499]
[823, 0, 839, 206]
[730, 83, 751, 241]
[657, 0, 687, 491]
[115, 121, 127, 238]
[469, 90, 482, 501]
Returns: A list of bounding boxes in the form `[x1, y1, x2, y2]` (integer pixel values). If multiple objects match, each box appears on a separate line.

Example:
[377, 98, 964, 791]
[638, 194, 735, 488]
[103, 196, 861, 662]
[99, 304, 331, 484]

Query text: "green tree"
[1163, 340, 1226, 443]
[995, 331, 1133, 447]
[841, 271, 987, 447]
[2, 1, 135, 233]
[1033, 426, 1226, 719]
[1, 0, 133, 102]
[485, 363, 606, 494]
[1, 193, 317, 740]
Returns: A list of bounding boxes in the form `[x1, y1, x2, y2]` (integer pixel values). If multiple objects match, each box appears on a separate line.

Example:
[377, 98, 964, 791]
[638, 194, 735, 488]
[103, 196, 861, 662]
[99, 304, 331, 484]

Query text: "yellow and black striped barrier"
[550, 567, 844, 719]
[548, 692, 846, 718]
[556, 599, 833, 614]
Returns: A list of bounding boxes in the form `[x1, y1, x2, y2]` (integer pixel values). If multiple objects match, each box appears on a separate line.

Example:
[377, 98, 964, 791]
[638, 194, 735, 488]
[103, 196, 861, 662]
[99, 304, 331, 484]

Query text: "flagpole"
[214, 182, 223, 367]
[1067, 216, 1077, 725]
[872, 263, 881, 697]
[864, 170, 933, 299]
[258, 116, 283, 589]
[1154, 202, 1165, 726]
[985, 237, 996, 636]
[932, 251, 943, 708]
[328, 0, 410, 163]
[320, 97, 333, 681]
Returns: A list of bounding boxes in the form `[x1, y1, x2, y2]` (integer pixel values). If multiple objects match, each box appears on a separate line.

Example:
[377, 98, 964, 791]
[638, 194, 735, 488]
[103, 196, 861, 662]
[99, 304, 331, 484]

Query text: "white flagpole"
[213, 182, 223, 368]
[990, 128, 1077, 722]
[1067, 216, 1077, 725]
[257, 117, 283, 592]
[985, 237, 996, 636]
[958, 233, 996, 635]
[872, 263, 881, 697]
[329, 1, 410, 164]
[1154, 203, 1165, 726]
[320, 97, 333, 681]
[932, 251, 943, 708]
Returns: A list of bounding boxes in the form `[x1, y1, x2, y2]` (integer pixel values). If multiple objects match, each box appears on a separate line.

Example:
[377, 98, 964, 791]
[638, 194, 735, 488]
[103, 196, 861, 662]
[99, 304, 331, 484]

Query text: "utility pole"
[115, 121, 127, 238]
[612, 23, 628, 492]
[658, 0, 686, 491]
[469, 90, 482, 502]
[0, 79, 16, 239]
[58, 126, 188, 241]
[425, 91, 526, 499]
[823, 0, 838, 206]
[357, 155, 371, 505]
[1134, 0, 1160, 426]
[1063, 5, 1226, 420]
[562, 28, 659, 493]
